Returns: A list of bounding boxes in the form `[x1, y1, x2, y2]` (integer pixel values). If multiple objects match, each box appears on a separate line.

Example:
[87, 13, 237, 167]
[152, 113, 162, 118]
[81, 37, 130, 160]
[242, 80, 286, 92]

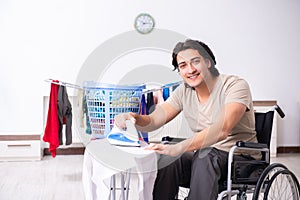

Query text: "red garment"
[43, 81, 60, 157]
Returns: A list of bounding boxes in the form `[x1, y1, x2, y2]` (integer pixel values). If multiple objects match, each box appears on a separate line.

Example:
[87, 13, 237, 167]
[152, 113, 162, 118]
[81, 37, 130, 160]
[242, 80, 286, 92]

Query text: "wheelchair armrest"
[161, 136, 186, 144]
[236, 141, 268, 149]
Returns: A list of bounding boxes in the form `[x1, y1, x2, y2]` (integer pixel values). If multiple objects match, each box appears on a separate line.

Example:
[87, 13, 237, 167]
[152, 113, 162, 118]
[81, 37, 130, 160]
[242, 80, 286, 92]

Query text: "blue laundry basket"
[83, 81, 145, 138]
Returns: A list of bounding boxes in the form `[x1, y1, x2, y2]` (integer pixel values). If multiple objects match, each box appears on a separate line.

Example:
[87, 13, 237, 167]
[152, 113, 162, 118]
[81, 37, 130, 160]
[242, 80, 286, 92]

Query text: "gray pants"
[153, 147, 253, 200]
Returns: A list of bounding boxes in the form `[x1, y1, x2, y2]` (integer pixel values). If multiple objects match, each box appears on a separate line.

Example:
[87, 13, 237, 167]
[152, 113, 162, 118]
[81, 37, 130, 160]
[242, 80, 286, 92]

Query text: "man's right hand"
[114, 112, 137, 130]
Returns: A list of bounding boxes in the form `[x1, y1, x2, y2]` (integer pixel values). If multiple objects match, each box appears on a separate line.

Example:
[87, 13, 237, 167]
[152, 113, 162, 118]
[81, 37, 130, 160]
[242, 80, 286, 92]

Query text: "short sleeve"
[165, 84, 184, 111]
[224, 77, 252, 110]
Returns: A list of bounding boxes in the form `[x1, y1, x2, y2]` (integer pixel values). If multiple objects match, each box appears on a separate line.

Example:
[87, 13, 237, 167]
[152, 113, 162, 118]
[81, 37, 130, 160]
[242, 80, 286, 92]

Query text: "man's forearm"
[177, 126, 227, 153]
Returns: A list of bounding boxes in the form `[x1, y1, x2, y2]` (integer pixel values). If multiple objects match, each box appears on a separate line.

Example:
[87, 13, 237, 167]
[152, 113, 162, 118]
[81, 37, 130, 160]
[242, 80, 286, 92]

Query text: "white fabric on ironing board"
[82, 139, 157, 200]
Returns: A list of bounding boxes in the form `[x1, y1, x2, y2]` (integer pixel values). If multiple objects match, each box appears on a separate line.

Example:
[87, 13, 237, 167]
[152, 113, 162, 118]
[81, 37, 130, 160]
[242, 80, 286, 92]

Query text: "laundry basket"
[83, 81, 145, 138]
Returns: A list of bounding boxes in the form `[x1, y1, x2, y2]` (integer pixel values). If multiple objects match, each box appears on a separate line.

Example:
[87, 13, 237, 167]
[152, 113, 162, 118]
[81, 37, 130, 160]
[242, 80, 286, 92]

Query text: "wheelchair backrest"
[254, 111, 275, 148]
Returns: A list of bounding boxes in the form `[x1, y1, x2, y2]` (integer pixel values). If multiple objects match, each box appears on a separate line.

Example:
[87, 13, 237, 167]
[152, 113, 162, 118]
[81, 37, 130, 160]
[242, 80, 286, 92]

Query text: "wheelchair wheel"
[252, 163, 287, 199]
[252, 163, 300, 200]
[263, 169, 300, 200]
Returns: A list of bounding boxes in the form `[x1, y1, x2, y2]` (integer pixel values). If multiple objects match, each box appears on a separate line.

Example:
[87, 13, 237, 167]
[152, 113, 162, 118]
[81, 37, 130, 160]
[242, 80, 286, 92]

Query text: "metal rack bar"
[45, 79, 182, 93]
[44, 78, 83, 90]
[142, 81, 182, 94]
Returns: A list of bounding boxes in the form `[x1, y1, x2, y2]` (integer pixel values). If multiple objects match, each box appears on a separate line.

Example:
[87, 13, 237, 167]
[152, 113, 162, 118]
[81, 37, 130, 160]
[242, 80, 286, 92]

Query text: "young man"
[115, 39, 259, 199]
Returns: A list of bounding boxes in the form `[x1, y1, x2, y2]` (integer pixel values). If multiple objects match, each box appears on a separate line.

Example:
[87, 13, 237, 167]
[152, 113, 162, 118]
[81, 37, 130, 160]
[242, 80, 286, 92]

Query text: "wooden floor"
[0, 154, 299, 200]
[0, 155, 84, 200]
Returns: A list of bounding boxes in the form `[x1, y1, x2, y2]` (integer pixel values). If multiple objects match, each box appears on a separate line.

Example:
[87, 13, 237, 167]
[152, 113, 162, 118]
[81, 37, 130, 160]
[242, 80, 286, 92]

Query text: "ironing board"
[82, 139, 157, 200]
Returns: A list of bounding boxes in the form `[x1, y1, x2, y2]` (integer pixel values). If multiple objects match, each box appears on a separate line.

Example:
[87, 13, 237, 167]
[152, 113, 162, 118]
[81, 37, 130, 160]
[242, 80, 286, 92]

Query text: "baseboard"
[44, 147, 85, 155]
[277, 146, 300, 153]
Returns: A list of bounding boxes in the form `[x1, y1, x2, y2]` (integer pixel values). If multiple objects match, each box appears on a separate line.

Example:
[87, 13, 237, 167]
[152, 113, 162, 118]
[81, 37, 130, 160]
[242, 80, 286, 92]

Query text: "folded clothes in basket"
[107, 125, 141, 147]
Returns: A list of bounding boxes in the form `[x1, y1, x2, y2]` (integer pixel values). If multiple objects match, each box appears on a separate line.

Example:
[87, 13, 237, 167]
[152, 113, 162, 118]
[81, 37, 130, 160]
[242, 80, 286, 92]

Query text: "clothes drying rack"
[44, 78, 84, 90]
[44, 78, 182, 94]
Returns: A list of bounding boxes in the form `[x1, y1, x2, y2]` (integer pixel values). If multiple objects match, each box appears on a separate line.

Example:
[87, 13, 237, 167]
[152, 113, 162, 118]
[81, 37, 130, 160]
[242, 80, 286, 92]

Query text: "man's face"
[177, 49, 211, 88]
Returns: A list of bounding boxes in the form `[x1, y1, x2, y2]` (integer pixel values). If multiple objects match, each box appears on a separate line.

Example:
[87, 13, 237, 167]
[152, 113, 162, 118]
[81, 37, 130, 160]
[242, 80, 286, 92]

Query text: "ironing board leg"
[121, 173, 125, 200]
[110, 170, 132, 200]
[125, 169, 131, 200]
[110, 175, 116, 200]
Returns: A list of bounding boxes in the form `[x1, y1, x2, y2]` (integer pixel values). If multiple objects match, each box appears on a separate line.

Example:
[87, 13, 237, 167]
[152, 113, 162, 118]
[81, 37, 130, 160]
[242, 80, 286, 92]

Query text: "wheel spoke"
[252, 163, 300, 200]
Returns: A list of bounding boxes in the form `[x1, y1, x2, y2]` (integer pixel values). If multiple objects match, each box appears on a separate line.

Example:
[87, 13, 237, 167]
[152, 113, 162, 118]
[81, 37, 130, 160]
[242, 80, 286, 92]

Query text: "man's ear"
[205, 58, 211, 69]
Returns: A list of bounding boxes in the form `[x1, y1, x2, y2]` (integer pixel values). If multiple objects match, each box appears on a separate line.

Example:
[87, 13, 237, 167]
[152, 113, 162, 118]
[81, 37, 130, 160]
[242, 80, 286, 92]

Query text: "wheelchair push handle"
[274, 104, 285, 118]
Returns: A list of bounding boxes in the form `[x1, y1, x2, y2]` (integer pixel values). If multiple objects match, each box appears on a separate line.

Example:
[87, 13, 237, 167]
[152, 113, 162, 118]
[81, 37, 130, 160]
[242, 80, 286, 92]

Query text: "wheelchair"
[162, 105, 300, 200]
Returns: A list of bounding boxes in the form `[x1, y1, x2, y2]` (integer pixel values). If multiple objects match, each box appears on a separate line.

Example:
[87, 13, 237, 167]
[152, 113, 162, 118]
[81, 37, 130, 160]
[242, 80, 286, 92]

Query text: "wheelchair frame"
[169, 105, 300, 200]
[217, 142, 270, 199]
[217, 105, 300, 200]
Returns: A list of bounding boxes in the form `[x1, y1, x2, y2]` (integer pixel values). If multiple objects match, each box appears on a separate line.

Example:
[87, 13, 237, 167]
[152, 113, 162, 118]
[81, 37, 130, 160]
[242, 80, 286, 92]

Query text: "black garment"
[146, 92, 155, 114]
[153, 147, 254, 200]
[57, 85, 72, 145]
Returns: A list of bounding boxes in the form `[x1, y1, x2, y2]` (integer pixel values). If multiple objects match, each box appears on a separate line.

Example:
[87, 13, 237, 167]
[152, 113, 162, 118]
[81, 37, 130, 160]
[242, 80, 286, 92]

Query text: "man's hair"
[172, 39, 219, 77]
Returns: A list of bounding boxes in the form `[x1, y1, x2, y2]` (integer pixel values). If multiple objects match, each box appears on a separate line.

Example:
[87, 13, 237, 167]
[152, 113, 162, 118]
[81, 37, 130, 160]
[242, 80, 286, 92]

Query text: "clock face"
[134, 13, 155, 34]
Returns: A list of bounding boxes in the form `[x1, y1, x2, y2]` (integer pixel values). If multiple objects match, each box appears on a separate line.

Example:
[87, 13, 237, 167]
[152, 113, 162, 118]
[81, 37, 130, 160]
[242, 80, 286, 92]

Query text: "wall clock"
[134, 13, 155, 34]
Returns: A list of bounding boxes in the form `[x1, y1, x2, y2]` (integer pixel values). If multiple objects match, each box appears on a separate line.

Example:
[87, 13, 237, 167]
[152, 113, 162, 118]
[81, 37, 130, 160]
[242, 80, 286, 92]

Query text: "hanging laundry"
[155, 89, 165, 104]
[43, 81, 60, 157]
[140, 94, 148, 115]
[139, 94, 148, 142]
[57, 85, 73, 145]
[162, 87, 170, 101]
[146, 92, 155, 114]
